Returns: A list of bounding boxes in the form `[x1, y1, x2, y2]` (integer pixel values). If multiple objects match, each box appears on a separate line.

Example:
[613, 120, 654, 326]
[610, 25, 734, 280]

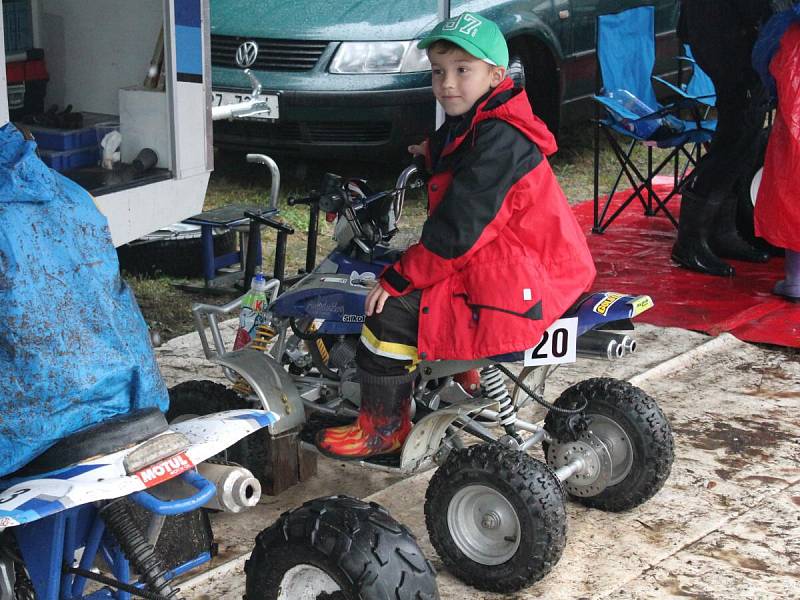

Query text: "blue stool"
[183, 204, 276, 288]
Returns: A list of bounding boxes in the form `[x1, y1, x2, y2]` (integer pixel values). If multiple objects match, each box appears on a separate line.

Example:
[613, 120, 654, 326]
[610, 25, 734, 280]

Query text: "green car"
[210, 0, 680, 160]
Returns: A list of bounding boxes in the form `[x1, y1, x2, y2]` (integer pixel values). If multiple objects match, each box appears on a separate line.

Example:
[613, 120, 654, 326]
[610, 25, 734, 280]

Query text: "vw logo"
[235, 41, 259, 68]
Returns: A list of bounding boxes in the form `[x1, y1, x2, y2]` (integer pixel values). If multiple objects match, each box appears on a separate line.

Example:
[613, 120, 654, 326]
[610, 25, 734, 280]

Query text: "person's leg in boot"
[676, 2, 770, 276]
[316, 372, 414, 459]
[316, 290, 421, 459]
[774, 249, 800, 301]
[672, 189, 735, 276]
[709, 192, 770, 263]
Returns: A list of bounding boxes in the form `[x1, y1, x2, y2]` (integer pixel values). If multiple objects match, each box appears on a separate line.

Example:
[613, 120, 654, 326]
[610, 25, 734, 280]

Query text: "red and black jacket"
[380, 78, 596, 361]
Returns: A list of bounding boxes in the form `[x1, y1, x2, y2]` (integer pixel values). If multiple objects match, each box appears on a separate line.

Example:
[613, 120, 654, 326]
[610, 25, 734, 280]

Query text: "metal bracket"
[212, 350, 305, 435]
[398, 397, 500, 473]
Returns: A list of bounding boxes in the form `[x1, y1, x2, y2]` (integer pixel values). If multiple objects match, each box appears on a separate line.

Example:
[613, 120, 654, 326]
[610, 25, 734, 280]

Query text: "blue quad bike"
[186, 162, 676, 594]
[0, 403, 276, 600]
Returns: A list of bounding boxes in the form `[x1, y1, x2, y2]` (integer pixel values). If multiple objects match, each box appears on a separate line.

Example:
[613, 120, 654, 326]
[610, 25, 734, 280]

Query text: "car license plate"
[212, 91, 279, 120]
[523, 317, 578, 366]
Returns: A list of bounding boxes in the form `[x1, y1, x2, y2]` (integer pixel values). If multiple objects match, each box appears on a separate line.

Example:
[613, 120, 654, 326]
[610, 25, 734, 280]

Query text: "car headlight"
[329, 41, 431, 74]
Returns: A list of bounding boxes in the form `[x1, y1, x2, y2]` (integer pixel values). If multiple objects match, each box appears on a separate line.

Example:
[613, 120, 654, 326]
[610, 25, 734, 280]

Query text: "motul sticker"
[134, 453, 194, 487]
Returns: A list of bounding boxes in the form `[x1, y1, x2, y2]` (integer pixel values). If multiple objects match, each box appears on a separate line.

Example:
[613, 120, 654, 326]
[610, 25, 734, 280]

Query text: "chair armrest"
[652, 76, 715, 106]
[652, 75, 688, 98]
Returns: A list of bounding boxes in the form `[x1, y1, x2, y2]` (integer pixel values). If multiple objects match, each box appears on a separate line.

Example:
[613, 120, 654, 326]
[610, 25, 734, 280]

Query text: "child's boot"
[774, 249, 800, 302]
[316, 373, 413, 459]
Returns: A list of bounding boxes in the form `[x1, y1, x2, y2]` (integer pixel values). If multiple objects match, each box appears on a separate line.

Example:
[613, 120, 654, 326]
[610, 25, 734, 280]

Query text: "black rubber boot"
[710, 193, 770, 263]
[672, 190, 735, 277]
[315, 372, 414, 460]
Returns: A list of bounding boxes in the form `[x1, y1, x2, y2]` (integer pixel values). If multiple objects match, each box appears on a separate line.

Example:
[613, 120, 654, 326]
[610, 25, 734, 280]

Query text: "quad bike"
[185, 162, 675, 594]
[0, 405, 275, 600]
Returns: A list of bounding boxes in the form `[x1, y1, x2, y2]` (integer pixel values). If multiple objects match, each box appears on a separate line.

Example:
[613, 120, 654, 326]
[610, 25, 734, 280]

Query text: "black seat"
[561, 292, 595, 318]
[13, 408, 169, 478]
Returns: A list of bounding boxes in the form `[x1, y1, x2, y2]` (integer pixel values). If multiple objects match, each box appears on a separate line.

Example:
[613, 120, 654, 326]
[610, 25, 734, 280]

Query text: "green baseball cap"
[418, 12, 509, 69]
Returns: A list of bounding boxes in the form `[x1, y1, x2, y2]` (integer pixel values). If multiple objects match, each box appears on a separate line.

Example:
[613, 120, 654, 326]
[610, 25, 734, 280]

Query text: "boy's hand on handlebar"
[365, 283, 391, 316]
[408, 140, 428, 157]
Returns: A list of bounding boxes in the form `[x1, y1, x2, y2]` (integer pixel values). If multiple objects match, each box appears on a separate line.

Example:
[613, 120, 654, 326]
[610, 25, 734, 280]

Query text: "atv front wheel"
[424, 443, 566, 593]
[544, 377, 674, 512]
[245, 496, 439, 600]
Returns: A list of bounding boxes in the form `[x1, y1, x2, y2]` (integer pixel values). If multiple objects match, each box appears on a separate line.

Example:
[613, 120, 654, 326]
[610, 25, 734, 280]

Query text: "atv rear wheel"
[544, 377, 674, 512]
[245, 496, 439, 600]
[424, 443, 566, 593]
[166, 380, 269, 485]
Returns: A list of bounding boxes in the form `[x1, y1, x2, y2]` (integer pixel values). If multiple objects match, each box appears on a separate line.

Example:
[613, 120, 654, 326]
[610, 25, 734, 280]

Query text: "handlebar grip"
[287, 195, 316, 206]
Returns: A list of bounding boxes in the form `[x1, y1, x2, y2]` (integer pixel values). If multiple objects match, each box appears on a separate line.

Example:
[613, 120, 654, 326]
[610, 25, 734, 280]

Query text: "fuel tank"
[269, 270, 375, 334]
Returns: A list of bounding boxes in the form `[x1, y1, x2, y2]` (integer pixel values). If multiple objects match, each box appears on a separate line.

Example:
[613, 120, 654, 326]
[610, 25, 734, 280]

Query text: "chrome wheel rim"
[447, 484, 521, 565]
[589, 414, 634, 486]
[277, 564, 340, 600]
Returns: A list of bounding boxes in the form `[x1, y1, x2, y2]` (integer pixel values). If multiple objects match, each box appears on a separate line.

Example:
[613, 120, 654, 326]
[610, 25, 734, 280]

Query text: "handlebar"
[393, 163, 421, 223]
[287, 194, 319, 207]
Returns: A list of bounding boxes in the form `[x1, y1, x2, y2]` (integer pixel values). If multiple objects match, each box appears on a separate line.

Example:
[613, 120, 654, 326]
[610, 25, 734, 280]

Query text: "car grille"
[217, 120, 392, 145]
[211, 35, 328, 71]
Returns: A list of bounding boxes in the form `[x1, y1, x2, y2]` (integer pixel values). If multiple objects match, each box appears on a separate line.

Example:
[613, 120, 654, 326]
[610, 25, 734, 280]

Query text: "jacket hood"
[476, 78, 558, 156]
[434, 78, 558, 162]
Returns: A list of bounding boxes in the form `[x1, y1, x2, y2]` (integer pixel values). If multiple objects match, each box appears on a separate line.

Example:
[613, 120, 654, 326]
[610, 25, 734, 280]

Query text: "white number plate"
[212, 91, 279, 120]
[523, 317, 578, 366]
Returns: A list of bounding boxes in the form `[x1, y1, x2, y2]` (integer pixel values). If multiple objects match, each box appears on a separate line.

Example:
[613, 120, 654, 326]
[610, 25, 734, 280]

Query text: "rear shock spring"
[250, 324, 277, 352]
[100, 500, 182, 599]
[480, 366, 518, 435]
[303, 322, 329, 365]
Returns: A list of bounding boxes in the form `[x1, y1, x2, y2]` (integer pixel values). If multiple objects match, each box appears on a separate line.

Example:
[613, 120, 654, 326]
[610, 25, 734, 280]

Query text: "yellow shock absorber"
[304, 323, 329, 365]
[232, 378, 253, 397]
[251, 324, 277, 352]
[233, 324, 277, 396]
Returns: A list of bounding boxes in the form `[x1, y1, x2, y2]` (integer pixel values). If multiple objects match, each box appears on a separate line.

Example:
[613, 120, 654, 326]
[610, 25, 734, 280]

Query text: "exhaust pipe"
[598, 332, 637, 355]
[577, 331, 623, 360]
[197, 463, 261, 513]
[577, 331, 638, 360]
[149, 462, 262, 513]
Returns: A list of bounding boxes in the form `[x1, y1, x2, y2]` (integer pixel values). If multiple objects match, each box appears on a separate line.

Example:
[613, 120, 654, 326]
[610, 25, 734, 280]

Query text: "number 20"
[530, 327, 569, 359]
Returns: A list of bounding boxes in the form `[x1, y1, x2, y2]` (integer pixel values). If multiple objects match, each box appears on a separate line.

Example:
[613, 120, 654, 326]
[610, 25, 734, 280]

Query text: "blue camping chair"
[653, 44, 718, 181]
[592, 6, 716, 233]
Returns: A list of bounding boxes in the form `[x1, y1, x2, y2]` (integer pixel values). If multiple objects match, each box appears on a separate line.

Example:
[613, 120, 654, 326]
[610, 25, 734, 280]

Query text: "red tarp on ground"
[573, 181, 800, 348]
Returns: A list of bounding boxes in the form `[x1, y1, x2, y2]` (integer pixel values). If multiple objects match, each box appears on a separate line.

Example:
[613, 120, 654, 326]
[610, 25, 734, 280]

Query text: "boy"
[316, 12, 596, 459]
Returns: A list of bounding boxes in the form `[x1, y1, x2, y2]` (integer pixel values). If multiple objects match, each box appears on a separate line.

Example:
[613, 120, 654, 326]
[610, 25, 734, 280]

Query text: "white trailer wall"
[39, 0, 163, 115]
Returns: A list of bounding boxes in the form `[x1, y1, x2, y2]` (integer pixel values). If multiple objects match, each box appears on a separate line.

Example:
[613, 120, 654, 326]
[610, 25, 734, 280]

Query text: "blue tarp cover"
[0, 124, 168, 477]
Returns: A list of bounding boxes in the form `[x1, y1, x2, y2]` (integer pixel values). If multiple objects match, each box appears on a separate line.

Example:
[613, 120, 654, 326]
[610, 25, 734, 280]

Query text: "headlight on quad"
[329, 40, 430, 74]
